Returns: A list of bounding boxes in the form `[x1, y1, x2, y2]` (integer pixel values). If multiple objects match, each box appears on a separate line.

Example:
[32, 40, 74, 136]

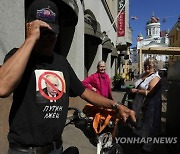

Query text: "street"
[0, 90, 125, 154]
[62, 90, 126, 154]
[62, 87, 169, 154]
[0, 80, 170, 154]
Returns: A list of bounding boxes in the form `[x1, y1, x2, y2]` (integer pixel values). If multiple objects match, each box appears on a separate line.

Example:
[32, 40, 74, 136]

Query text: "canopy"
[139, 47, 180, 74]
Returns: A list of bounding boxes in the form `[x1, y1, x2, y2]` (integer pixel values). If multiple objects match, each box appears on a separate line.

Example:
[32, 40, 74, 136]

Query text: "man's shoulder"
[53, 52, 65, 58]
[53, 52, 68, 62]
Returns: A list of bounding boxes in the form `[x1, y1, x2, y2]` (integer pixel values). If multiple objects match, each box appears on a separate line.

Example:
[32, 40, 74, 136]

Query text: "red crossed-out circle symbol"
[38, 71, 65, 100]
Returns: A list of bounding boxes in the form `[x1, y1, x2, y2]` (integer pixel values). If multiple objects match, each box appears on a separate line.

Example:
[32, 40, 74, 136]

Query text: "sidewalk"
[0, 96, 12, 154]
[64, 86, 169, 154]
[0, 80, 169, 154]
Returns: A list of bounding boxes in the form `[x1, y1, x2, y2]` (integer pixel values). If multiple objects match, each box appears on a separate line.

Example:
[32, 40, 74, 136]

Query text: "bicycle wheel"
[108, 144, 123, 154]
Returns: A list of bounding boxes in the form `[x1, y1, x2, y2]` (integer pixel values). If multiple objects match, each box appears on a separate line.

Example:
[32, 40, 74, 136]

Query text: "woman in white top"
[130, 57, 162, 154]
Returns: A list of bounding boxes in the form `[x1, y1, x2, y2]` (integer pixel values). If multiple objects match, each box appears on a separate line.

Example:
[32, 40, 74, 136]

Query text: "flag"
[131, 16, 138, 20]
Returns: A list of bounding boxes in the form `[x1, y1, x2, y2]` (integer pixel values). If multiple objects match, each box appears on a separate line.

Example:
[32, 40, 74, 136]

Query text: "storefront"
[84, 9, 102, 77]
[0, 0, 119, 80]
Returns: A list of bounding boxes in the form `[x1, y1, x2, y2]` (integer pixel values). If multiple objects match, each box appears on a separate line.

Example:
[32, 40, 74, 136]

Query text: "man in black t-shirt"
[0, 0, 136, 153]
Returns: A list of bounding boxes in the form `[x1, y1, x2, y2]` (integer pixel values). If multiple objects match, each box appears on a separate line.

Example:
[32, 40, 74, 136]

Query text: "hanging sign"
[117, 0, 125, 37]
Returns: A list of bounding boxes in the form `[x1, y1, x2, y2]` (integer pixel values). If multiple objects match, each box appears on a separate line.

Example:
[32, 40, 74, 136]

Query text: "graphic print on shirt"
[35, 70, 66, 104]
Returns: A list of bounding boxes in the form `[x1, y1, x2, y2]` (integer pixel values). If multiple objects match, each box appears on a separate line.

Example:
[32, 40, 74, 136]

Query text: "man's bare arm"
[0, 20, 52, 97]
[80, 88, 136, 122]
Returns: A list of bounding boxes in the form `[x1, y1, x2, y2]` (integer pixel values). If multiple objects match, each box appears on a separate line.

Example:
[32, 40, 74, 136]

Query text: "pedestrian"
[129, 69, 132, 81]
[129, 57, 161, 154]
[0, 0, 136, 154]
[82, 61, 118, 137]
[131, 70, 135, 81]
[82, 60, 113, 100]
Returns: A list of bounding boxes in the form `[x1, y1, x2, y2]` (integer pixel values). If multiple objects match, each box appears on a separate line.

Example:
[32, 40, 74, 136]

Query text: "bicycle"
[121, 85, 135, 109]
[65, 105, 138, 154]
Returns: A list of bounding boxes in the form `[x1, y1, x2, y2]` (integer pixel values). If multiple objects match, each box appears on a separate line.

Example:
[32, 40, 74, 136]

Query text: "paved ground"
[62, 80, 170, 154]
[0, 96, 12, 154]
[0, 80, 174, 154]
[62, 90, 126, 154]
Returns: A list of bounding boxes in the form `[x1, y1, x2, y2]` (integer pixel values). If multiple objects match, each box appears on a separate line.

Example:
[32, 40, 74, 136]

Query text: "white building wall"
[0, 0, 118, 80]
[106, 53, 112, 76]
[137, 20, 169, 65]
[99, 6, 116, 43]
[84, 0, 101, 17]
[0, 0, 25, 65]
[111, 58, 116, 81]
[67, 0, 84, 80]
[88, 45, 103, 76]
[84, 0, 117, 78]
[146, 23, 160, 38]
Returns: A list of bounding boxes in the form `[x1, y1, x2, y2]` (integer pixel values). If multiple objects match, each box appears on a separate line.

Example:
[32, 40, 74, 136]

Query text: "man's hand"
[117, 104, 136, 122]
[81, 88, 136, 122]
[131, 88, 138, 93]
[26, 20, 52, 41]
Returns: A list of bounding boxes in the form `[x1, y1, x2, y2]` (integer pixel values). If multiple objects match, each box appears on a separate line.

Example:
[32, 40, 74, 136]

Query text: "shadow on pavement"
[116, 121, 171, 154]
[74, 120, 98, 147]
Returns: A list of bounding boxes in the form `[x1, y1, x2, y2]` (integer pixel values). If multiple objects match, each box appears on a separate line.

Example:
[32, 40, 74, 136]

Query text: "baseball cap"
[26, 0, 59, 34]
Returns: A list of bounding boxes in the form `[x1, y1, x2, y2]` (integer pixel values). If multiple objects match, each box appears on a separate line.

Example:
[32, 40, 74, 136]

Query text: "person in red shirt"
[82, 60, 113, 100]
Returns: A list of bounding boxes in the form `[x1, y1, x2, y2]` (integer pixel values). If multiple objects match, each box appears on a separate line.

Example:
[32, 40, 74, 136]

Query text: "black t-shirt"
[4, 48, 85, 146]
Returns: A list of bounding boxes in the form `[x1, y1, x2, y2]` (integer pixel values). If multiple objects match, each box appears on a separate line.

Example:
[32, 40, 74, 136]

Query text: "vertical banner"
[117, 0, 125, 37]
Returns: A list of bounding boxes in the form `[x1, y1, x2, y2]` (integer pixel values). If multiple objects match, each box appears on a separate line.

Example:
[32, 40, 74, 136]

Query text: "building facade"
[168, 16, 180, 66]
[0, 0, 132, 81]
[136, 15, 169, 69]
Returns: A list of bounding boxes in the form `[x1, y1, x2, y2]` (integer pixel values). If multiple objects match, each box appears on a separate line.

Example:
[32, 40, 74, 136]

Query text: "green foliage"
[114, 74, 122, 81]
[112, 74, 125, 89]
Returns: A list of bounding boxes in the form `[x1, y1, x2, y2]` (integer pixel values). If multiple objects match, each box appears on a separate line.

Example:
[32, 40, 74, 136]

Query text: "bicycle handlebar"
[65, 107, 87, 127]
[66, 106, 140, 131]
[126, 117, 140, 130]
[117, 101, 140, 130]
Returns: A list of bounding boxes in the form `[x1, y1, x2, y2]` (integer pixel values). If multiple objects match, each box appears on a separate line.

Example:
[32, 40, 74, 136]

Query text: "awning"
[139, 47, 180, 74]
[119, 50, 128, 56]
[111, 47, 118, 57]
[116, 40, 128, 51]
[54, 0, 79, 26]
[102, 33, 113, 53]
[84, 11, 102, 42]
[116, 44, 128, 51]
[140, 47, 180, 55]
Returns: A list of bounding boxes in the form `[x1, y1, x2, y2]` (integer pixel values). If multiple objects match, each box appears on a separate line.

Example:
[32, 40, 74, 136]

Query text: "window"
[152, 27, 155, 35]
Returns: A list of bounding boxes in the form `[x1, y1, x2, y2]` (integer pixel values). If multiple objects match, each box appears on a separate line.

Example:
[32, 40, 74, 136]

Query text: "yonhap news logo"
[115, 137, 178, 144]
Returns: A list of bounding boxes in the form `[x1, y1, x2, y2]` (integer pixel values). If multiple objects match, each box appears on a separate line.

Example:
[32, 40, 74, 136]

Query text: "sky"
[129, 0, 180, 47]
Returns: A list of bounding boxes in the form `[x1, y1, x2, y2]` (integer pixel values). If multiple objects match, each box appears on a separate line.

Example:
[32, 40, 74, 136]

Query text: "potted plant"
[112, 74, 125, 90]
